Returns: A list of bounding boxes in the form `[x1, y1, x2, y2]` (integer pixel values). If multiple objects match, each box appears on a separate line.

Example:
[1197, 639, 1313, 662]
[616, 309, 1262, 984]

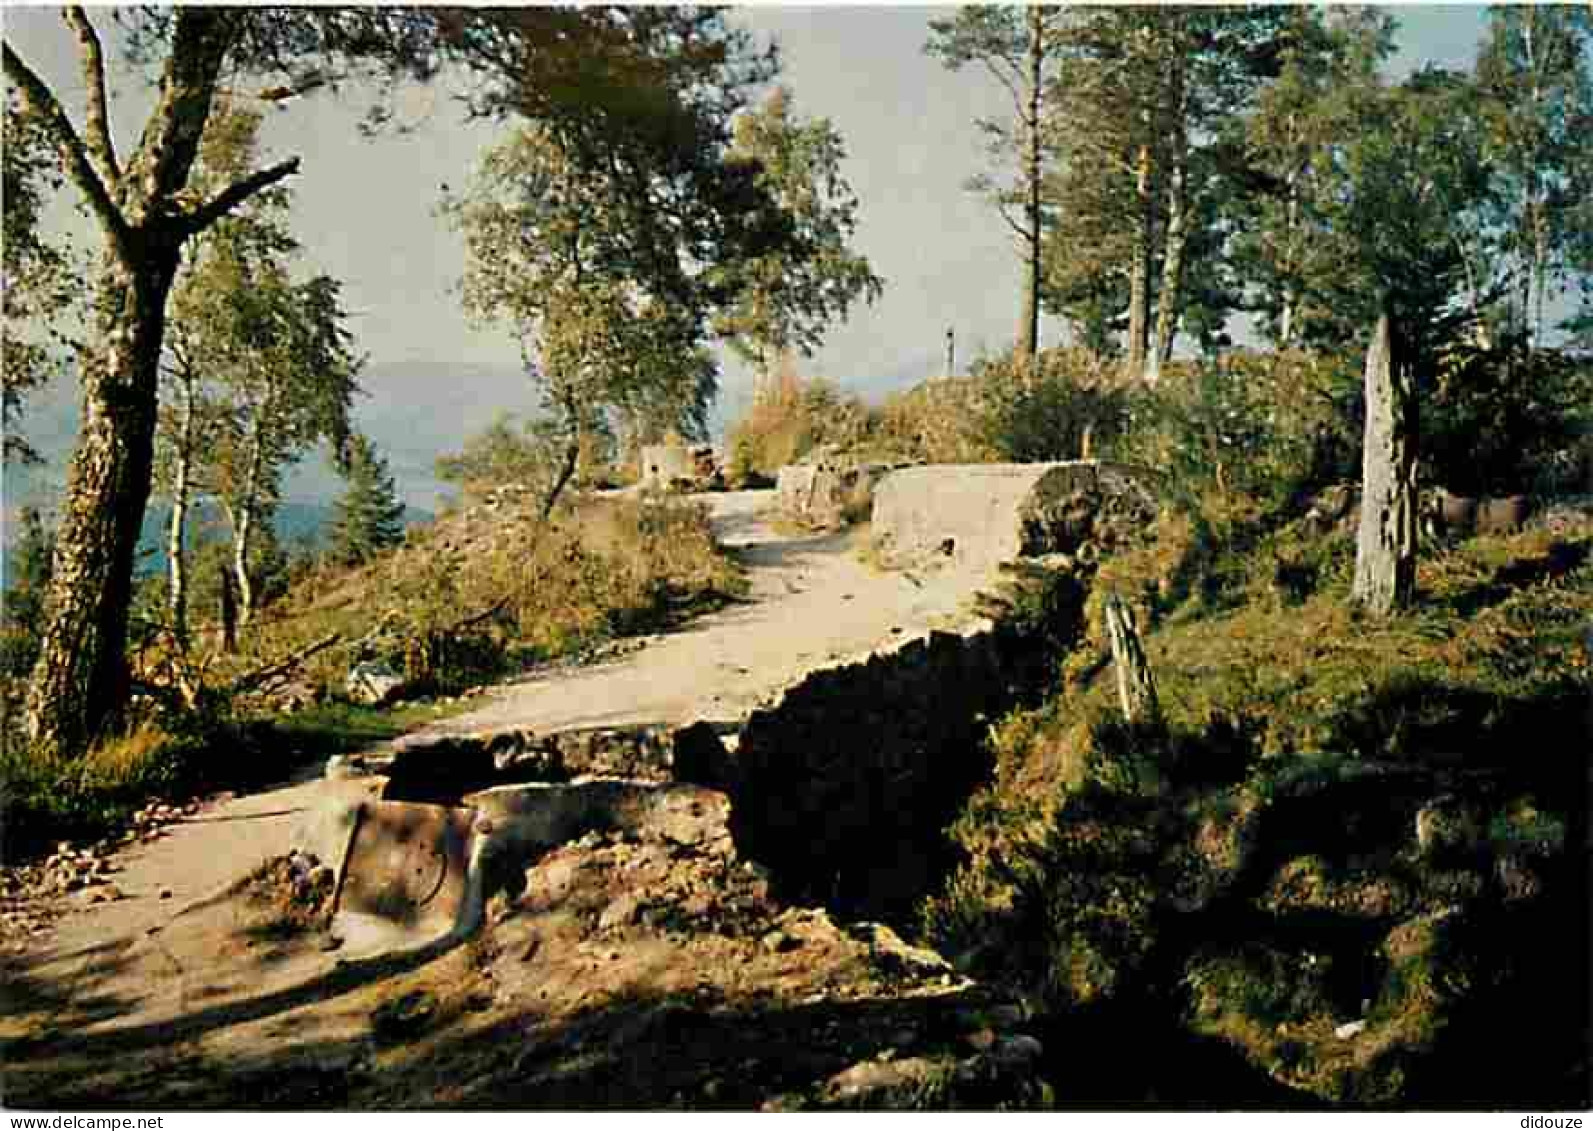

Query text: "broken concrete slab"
[870, 460, 1158, 570]
[303, 778, 731, 960]
[330, 799, 482, 957]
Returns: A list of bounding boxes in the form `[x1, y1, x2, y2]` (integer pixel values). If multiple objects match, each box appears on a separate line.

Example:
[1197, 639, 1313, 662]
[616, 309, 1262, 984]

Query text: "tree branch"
[130, 8, 233, 208]
[994, 199, 1033, 243]
[2, 41, 131, 258]
[979, 54, 1023, 109]
[226, 631, 343, 698]
[63, 7, 122, 193]
[176, 157, 302, 237]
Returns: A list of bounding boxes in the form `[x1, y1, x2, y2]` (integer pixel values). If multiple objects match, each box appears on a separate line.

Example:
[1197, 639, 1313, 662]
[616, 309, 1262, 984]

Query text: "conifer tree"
[327, 434, 405, 567]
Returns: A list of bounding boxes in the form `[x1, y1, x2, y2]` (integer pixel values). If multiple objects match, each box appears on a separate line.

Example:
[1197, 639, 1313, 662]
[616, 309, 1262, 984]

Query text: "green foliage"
[1424, 337, 1593, 496]
[0, 720, 200, 856]
[1037, 7, 1295, 369]
[1474, 6, 1593, 345]
[327, 433, 406, 567]
[922, 502, 1592, 1030]
[1, 506, 53, 683]
[1113, 351, 1362, 515]
[447, 123, 725, 499]
[717, 86, 884, 373]
[874, 377, 998, 465]
[2, 90, 75, 466]
[252, 493, 744, 701]
[435, 412, 566, 502]
[974, 347, 1130, 463]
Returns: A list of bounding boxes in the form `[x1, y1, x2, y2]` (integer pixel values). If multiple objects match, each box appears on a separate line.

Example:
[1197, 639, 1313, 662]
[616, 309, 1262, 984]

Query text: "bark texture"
[1018, 4, 1043, 366]
[11, 9, 299, 752]
[1125, 143, 1155, 384]
[25, 251, 181, 749]
[166, 372, 196, 646]
[1351, 311, 1419, 615]
[1149, 64, 1189, 383]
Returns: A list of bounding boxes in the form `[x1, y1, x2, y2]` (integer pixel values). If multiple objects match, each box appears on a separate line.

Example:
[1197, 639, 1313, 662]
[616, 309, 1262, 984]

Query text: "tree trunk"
[1018, 4, 1044, 369]
[228, 426, 266, 629]
[1125, 143, 1154, 384]
[540, 395, 583, 523]
[1278, 166, 1301, 347]
[11, 8, 288, 755]
[1149, 107, 1188, 382]
[25, 249, 180, 751]
[1352, 310, 1419, 615]
[166, 373, 196, 647]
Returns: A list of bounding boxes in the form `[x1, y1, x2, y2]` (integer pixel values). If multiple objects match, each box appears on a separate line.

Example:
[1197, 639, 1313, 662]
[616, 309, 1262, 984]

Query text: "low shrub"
[0, 719, 202, 856]
[975, 346, 1132, 464]
[725, 367, 874, 481]
[1424, 336, 1593, 497]
[921, 509, 1593, 1067]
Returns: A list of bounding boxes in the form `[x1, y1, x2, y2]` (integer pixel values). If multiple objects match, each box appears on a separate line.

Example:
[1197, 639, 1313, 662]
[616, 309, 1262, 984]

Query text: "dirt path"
[2, 489, 1033, 1110]
[408, 489, 995, 737]
[30, 490, 997, 960]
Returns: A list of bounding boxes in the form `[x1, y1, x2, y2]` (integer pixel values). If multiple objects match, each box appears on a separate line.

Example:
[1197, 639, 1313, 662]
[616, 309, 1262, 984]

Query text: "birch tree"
[4, 6, 786, 753]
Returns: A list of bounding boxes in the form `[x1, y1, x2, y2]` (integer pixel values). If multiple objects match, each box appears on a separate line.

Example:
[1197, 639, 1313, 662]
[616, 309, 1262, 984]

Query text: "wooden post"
[1104, 591, 1159, 725]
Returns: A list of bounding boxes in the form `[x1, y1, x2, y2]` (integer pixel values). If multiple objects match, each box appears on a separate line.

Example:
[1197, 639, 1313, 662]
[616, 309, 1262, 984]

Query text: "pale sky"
[2, 4, 1493, 508]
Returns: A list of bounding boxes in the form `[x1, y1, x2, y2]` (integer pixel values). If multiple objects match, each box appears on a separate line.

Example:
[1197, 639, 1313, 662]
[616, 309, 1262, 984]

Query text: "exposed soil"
[1, 490, 1035, 1110]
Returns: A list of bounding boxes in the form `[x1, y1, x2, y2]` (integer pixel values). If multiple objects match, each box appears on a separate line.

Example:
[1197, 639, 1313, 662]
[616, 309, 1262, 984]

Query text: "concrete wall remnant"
[775, 457, 894, 530]
[640, 441, 717, 490]
[870, 460, 1160, 570]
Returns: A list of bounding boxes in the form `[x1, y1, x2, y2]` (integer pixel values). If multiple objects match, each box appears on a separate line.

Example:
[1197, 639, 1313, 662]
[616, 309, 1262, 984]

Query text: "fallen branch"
[227, 632, 343, 698]
[446, 595, 511, 636]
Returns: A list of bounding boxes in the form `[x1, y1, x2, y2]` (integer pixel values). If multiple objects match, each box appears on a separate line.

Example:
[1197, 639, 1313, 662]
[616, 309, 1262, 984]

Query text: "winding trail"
[35, 489, 999, 954]
[407, 489, 995, 739]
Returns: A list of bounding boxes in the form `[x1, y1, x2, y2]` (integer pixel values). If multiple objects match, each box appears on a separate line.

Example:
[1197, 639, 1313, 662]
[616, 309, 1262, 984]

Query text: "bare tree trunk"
[25, 252, 180, 752]
[1352, 310, 1419, 615]
[540, 394, 583, 523]
[166, 371, 196, 647]
[1018, 4, 1044, 369]
[1125, 143, 1154, 384]
[1150, 142, 1188, 381]
[1279, 170, 1301, 347]
[227, 426, 266, 628]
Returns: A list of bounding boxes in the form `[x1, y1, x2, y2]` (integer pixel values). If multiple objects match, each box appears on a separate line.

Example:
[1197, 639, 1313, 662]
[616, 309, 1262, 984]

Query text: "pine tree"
[327, 434, 406, 566]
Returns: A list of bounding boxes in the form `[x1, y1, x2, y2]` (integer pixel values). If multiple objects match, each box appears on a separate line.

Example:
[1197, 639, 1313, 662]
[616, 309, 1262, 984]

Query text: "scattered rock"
[346, 660, 407, 707]
[597, 893, 643, 932]
[822, 1055, 942, 1105]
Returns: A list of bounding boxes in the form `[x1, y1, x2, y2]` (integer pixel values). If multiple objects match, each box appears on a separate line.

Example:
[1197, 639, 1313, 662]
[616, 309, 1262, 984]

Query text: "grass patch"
[3, 493, 748, 862]
[921, 507, 1592, 1103]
